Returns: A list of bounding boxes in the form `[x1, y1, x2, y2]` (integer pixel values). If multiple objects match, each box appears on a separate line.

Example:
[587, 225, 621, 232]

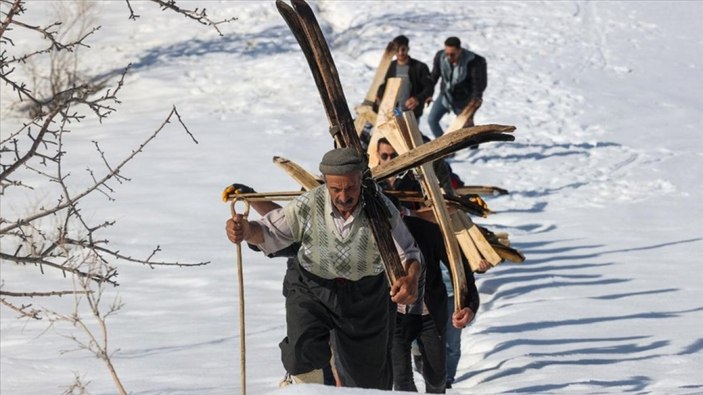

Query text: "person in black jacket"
[375, 142, 484, 393]
[376, 35, 434, 122]
[427, 36, 487, 138]
[392, 212, 480, 393]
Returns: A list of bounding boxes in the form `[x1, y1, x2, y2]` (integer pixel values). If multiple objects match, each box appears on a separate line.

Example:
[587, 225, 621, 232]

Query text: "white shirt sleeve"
[390, 213, 422, 264]
[251, 208, 296, 255]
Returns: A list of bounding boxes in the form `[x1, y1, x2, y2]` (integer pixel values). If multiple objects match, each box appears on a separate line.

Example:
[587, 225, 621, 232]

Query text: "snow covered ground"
[2, 1, 702, 394]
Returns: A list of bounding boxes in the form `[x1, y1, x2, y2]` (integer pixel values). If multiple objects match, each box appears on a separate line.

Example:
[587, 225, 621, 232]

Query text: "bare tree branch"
[1, 1, 237, 392]
[148, 0, 237, 36]
[0, 0, 23, 40]
[0, 297, 42, 319]
[0, 290, 91, 297]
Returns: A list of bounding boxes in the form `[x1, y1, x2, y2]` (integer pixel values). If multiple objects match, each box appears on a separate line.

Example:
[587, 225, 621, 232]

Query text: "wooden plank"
[446, 97, 483, 133]
[377, 117, 409, 156]
[273, 156, 321, 191]
[354, 111, 369, 136]
[455, 213, 503, 266]
[353, 105, 377, 136]
[367, 77, 402, 167]
[398, 112, 469, 311]
[493, 243, 525, 263]
[455, 185, 509, 196]
[223, 191, 302, 202]
[444, 97, 507, 267]
[371, 124, 516, 181]
[361, 40, 397, 106]
[449, 212, 485, 273]
[493, 232, 511, 246]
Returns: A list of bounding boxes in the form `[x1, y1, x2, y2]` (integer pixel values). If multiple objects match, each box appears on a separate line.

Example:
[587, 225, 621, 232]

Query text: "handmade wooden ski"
[367, 77, 403, 167]
[354, 40, 396, 135]
[396, 111, 469, 311]
[455, 185, 509, 196]
[361, 40, 397, 108]
[447, 97, 483, 132]
[273, 156, 322, 191]
[371, 124, 515, 181]
[277, 0, 405, 284]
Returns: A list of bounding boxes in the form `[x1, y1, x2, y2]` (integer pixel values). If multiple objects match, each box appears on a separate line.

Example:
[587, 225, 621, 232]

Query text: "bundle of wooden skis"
[224, 0, 524, 311]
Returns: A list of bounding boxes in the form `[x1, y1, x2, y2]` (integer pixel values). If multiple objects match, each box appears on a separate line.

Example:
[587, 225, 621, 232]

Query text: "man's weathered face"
[378, 142, 398, 165]
[325, 172, 362, 215]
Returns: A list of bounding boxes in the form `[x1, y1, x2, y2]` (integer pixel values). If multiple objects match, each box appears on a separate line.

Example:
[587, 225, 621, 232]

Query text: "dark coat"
[430, 49, 487, 108]
[402, 215, 480, 336]
[377, 57, 435, 119]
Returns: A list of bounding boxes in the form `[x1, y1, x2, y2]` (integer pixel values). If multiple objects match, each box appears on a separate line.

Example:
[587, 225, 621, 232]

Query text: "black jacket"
[403, 215, 480, 336]
[377, 57, 434, 119]
[430, 49, 487, 108]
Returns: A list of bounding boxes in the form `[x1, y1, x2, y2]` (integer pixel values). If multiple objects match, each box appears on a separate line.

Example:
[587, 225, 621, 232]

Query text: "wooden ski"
[361, 40, 397, 108]
[492, 243, 526, 263]
[275, 1, 343, 148]
[354, 104, 377, 136]
[371, 124, 516, 181]
[222, 189, 488, 220]
[354, 40, 396, 135]
[273, 156, 322, 191]
[223, 191, 301, 202]
[455, 185, 509, 196]
[447, 97, 483, 133]
[443, 98, 520, 268]
[386, 191, 490, 218]
[275, 0, 522, 283]
[476, 226, 525, 263]
[396, 111, 469, 311]
[277, 0, 406, 284]
[367, 77, 403, 167]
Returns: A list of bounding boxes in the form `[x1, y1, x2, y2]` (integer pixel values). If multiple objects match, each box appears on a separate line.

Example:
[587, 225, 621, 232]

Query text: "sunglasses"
[380, 153, 398, 160]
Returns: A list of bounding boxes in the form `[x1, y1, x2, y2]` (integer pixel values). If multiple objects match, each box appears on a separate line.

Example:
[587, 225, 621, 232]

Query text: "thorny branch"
[1, 290, 92, 297]
[125, 0, 237, 36]
[1, 1, 235, 392]
[1, 0, 217, 307]
[0, 297, 42, 319]
[46, 273, 128, 395]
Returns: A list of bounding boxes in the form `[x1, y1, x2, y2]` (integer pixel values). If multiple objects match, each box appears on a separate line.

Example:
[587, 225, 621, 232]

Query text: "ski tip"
[275, 0, 293, 14]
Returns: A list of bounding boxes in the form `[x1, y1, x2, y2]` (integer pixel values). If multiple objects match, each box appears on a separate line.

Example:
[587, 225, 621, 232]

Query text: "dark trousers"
[392, 313, 447, 393]
[280, 265, 392, 389]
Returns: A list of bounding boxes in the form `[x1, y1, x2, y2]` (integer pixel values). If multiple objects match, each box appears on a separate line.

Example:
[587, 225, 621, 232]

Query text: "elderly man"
[226, 147, 422, 389]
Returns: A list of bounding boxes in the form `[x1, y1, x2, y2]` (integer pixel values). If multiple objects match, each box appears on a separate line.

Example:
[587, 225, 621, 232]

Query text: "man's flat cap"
[319, 147, 367, 175]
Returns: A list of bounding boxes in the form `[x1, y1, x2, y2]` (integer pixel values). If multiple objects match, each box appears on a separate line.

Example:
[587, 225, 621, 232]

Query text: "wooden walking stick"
[230, 197, 250, 395]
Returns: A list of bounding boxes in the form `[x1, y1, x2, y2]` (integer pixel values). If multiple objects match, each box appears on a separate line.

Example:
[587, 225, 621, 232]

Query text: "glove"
[468, 195, 489, 211]
[222, 183, 256, 202]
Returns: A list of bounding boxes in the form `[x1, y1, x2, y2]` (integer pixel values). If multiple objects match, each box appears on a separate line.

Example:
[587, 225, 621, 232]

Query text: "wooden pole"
[230, 199, 250, 395]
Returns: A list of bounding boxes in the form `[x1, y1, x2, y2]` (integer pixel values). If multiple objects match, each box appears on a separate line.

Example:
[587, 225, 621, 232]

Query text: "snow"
[1, 1, 702, 394]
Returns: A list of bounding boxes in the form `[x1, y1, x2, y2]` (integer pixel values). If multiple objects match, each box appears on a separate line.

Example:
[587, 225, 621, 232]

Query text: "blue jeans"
[427, 99, 463, 138]
[445, 301, 462, 383]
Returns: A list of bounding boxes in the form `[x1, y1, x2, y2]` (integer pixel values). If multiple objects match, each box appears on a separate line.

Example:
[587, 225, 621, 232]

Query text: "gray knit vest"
[283, 186, 385, 280]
